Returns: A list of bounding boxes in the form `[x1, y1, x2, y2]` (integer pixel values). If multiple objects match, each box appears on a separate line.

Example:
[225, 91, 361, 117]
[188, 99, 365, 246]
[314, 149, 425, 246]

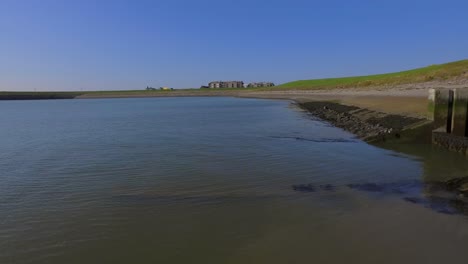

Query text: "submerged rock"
[445, 177, 468, 195]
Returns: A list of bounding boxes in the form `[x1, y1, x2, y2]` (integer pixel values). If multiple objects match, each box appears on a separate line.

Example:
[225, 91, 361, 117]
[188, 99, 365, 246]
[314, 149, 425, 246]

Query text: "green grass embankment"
[273, 59, 468, 90]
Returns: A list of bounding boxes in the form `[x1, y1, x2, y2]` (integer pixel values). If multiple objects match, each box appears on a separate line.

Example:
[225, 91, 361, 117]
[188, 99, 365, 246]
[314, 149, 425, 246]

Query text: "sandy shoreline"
[77, 86, 435, 118]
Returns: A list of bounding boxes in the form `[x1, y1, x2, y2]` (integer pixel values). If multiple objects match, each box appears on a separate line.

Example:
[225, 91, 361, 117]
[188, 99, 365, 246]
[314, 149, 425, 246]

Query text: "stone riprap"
[299, 101, 427, 142]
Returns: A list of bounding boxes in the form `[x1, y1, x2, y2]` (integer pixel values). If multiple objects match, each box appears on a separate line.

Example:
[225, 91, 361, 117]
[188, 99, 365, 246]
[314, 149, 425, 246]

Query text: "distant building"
[208, 81, 244, 89]
[247, 82, 275, 88]
[146, 86, 157, 91]
[160, 87, 173, 91]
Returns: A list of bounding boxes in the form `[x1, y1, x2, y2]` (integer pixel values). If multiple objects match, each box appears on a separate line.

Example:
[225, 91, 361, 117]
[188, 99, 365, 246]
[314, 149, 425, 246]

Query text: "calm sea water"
[1, 97, 468, 264]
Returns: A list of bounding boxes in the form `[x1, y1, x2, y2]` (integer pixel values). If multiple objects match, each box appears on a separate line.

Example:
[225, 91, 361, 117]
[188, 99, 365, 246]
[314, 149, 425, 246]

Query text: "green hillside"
[276, 59, 468, 90]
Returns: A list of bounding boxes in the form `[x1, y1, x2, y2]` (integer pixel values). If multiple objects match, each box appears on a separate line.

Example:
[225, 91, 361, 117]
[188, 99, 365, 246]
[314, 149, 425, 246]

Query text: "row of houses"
[146, 86, 173, 91]
[208, 81, 245, 88]
[202, 81, 275, 89]
[247, 82, 275, 88]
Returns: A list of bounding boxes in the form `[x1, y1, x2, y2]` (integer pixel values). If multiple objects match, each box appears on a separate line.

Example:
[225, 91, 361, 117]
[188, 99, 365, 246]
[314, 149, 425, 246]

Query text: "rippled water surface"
[1, 97, 468, 263]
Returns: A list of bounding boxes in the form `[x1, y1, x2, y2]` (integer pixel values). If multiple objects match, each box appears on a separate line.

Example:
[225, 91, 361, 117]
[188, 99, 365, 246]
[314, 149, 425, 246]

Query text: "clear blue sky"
[1, 0, 467, 91]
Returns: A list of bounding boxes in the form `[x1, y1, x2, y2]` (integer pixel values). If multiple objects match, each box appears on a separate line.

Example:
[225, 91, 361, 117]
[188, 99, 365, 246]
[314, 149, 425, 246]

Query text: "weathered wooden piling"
[452, 89, 468, 137]
[428, 89, 450, 129]
[430, 88, 468, 155]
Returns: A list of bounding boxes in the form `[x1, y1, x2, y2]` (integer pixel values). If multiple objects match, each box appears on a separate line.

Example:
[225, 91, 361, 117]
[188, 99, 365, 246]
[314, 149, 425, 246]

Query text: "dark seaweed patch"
[347, 183, 386, 193]
[292, 184, 317, 193]
[294, 177, 468, 216]
[403, 197, 424, 204]
[320, 184, 336, 192]
[347, 179, 468, 216]
[270, 136, 357, 143]
[292, 184, 336, 193]
[403, 196, 464, 215]
[347, 181, 422, 195]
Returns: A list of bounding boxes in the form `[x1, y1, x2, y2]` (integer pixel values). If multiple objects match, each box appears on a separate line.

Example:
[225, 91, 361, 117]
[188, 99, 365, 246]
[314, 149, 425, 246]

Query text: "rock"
[458, 182, 468, 195]
[445, 177, 468, 192]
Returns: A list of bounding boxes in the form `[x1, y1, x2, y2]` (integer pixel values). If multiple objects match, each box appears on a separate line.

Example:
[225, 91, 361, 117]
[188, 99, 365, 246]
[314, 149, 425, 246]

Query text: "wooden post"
[451, 89, 468, 137]
[431, 89, 450, 130]
[447, 90, 454, 133]
[465, 100, 468, 137]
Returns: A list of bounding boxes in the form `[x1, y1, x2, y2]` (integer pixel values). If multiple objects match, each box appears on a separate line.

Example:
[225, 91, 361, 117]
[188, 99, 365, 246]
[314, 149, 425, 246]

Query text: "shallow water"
[1, 97, 468, 263]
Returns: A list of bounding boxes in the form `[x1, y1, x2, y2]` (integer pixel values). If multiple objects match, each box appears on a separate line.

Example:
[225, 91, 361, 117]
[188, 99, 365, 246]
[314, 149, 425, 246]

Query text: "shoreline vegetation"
[1, 59, 467, 143]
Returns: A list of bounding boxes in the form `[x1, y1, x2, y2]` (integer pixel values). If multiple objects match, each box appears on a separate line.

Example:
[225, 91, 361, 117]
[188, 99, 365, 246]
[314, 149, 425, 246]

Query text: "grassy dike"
[2, 59, 467, 100]
[271, 59, 468, 90]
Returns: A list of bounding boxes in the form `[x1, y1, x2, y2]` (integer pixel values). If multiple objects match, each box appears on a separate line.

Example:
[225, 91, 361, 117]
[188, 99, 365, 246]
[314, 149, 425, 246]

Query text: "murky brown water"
[1, 97, 467, 263]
